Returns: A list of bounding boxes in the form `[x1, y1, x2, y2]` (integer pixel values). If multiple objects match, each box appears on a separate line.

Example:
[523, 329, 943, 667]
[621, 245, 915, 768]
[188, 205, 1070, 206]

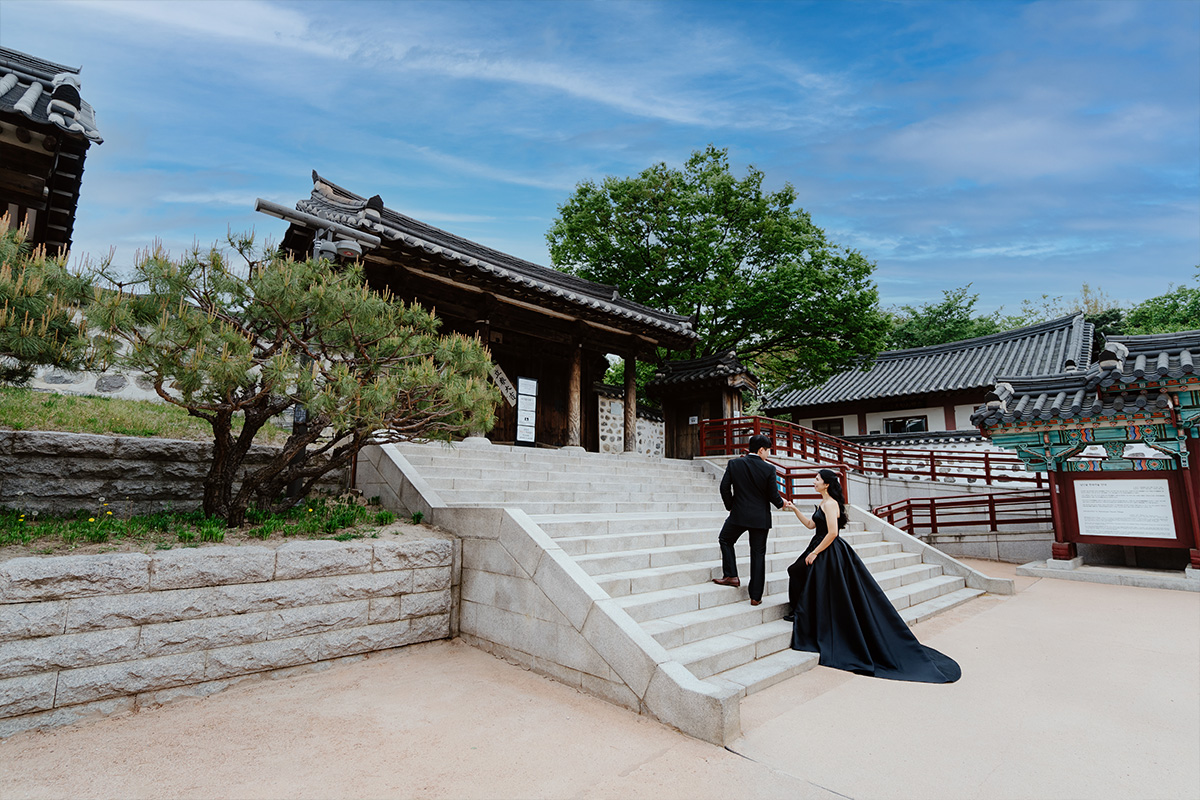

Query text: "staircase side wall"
[355, 443, 742, 745]
[847, 505, 1016, 595]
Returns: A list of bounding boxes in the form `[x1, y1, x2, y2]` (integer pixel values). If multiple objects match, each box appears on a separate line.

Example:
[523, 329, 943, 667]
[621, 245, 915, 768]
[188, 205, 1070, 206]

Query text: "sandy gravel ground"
[1, 560, 1196, 800]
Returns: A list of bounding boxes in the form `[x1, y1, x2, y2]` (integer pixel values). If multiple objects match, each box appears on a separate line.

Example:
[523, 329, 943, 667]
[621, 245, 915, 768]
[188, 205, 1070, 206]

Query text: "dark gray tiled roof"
[969, 329, 1198, 428]
[764, 314, 1092, 411]
[294, 173, 698, 342]
[970, 376, 1173, 427]
[647, 351, 757, 389]
[1085, 329, 1199, 390]
[0, 47, 102, 143]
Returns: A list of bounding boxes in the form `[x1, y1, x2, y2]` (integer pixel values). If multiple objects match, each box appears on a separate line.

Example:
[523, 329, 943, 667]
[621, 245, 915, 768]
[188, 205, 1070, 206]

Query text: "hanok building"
[972, 330, 1200, 572]
[647, 351, 758, 459]
[264, 173, 698, 453]
[0, 47, 103, 255]
[762, 314, 1093, 440]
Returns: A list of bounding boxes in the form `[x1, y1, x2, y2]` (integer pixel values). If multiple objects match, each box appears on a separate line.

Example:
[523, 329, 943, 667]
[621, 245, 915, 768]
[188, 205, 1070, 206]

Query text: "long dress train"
[789, 507, 961, 684]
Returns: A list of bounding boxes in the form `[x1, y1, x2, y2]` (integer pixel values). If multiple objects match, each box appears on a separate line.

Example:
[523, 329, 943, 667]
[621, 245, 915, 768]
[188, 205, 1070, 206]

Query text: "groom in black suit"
[713, 433, 786, 605]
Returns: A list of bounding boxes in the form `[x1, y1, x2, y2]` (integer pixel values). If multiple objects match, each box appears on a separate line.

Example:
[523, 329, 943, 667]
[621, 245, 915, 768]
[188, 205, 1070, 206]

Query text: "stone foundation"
[0, 537, 453, 736]
[597, 396, 664, 457]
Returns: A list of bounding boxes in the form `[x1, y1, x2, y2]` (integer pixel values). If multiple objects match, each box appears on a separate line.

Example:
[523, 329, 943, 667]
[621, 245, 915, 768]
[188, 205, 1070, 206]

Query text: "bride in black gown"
[782, 469, 961, 684]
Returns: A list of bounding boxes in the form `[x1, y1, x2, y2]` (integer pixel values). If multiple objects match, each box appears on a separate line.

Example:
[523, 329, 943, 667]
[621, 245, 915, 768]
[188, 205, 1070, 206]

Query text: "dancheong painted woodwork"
[972, 331, 1200, 568]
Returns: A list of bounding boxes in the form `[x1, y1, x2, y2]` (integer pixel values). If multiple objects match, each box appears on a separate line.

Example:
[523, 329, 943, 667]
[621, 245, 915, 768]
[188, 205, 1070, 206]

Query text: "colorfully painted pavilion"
[972, 330, 1200, 571]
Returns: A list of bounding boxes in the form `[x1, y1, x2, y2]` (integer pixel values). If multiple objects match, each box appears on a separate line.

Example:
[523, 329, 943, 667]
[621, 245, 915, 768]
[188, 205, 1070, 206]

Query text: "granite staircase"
[388, 442, 984, 697]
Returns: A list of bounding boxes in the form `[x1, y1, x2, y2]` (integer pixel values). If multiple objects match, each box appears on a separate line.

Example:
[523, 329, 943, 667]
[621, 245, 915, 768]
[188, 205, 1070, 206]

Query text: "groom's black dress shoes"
[712, 576, 741, 587]
[782, 611, 795, 622]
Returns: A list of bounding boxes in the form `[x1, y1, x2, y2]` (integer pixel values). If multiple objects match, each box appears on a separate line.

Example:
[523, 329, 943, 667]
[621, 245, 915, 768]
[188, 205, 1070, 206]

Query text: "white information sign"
[516, 376, 537, 446]
[490, 364, 517, 406]
[1073, 479, 1176, 539]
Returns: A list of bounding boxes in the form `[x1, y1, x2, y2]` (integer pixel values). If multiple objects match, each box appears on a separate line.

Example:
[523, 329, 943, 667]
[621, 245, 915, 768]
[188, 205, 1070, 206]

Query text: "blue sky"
[3, 0, 1197, 315]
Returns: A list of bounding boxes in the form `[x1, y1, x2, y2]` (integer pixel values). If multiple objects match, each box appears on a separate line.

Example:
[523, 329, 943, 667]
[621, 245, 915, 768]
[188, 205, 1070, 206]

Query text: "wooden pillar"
[623, 354, 637, 453]
[1047, 470, 1078, 560]
[858, 412, 868, 436]
[943, 402, 957, 431]
[567, 344, 582, 447]
[1185, 437, 1200, 569]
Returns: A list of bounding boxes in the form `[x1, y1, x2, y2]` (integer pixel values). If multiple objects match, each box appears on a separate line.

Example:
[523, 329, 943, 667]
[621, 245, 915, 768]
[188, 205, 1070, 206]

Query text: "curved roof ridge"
[872, 313, 1084, 361]
[298, 172, 698, 339]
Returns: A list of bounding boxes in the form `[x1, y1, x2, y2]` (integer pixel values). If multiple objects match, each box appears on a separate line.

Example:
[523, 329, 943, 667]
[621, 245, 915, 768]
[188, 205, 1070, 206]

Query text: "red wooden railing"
[765, 459, 850, 505]
[699, 416, 1044, 488]
[872, 490, 1052, 537]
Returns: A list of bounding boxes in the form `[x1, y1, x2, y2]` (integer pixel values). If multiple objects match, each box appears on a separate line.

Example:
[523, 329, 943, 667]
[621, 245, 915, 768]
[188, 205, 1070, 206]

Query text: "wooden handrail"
[718, 449, 850, 505]
[699, 416, 1043, 487]
[872, 490, 1051, 537]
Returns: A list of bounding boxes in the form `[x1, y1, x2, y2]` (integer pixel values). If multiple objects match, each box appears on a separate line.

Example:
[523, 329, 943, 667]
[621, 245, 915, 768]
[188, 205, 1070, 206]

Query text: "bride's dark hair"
[818, 469, 849, 529]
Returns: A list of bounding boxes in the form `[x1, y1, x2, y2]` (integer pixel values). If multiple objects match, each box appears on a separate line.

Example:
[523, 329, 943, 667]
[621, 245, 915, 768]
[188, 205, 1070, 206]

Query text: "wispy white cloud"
[66, 0, 353, 58]
[159, 191, 289, 207]
[385, 139, 578, 192]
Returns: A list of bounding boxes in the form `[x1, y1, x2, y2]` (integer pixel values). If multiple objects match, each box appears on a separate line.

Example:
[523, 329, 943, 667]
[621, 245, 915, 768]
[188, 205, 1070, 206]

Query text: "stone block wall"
[0, 431, 345, 517]
[597, 396, 665, 457]
[0, 537, 453, 736]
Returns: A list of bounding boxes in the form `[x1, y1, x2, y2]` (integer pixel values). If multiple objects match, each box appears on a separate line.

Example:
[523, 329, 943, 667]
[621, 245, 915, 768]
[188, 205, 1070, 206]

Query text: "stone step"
[572, 537, 902, 577]
[437, 487, 725, 506]
[669, 619, 795, 679]
[612, 557, 934, 622]
[641, 593, 791, 649]
[884, 574, 965, 610]
[529, 512, 865, 539]
[395, 448, 710, 474]
[573, 536, 815, 576]
[708, 647, 821, 697]
[899, 586, 985, 625]
[555, 527, 883, 557]
[598, 549, 926, 599]
[663, 576, 971, 683]
[448, 499, 727, 515]
[424, 475, 718, 493]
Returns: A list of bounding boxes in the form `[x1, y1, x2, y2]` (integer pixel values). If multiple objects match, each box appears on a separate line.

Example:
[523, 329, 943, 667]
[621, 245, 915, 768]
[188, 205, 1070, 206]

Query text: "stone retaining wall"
[0, 431, 346, 517]
[0, 537, 454, 736]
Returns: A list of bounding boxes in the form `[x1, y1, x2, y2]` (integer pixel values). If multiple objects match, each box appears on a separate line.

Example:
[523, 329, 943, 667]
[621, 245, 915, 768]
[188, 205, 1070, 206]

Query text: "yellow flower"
[106, 511, 113, 516]
[89, 517, 95, 522]
[307, 508, 313, 512]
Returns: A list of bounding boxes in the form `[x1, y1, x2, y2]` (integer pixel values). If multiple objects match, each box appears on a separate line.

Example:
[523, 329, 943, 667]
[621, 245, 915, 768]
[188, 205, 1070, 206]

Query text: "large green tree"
[0, 216, 94, 386]
[1123, 270, 1199, 334]
[547, 146, 889, 390]
[887, 285, 1002, 349]
[90, 235, 498, 525]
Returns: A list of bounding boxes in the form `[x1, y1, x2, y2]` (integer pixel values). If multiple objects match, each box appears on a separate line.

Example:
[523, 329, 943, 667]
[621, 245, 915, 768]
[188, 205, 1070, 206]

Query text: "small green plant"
[374, 510, 396, 526]
[409, 511, 423, 525]
[198, 519, 225, 543]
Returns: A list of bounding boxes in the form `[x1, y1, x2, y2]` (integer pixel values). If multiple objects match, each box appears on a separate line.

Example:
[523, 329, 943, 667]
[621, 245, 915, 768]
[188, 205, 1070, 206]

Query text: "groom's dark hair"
[747, 434, 772, 453]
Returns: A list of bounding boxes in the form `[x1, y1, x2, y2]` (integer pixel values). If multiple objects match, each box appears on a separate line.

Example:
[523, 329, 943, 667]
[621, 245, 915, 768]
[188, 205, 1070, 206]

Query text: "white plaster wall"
[954, 404, 980, 430]
[794, 414, 857, 435]
[865, 406, 947, 435]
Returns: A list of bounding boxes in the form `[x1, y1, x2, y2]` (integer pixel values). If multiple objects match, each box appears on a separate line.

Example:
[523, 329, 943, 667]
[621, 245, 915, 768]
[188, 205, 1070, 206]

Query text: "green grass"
[0, 387, 290, 444]
[0, 496, 390, 554]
